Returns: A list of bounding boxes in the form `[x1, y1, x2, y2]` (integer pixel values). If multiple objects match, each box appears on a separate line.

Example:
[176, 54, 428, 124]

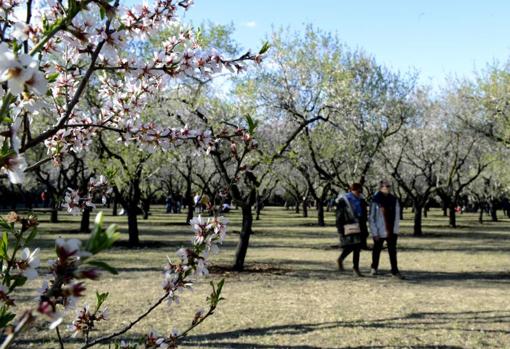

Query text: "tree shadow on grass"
[181, 310, 509, 348]
[182, 344, 462, 349]
[401, 245, 510, 253]
[403, 270, 510, 285]
[15, 310, 507, 348]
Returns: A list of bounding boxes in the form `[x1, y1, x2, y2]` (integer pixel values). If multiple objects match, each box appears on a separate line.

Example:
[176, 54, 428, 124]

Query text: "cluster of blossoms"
[162, 215, 227, 304]
[68, 303, 109, 338]
[121, 121, 214, 154]
[97, 215, 229, 349]
[63, 175, 112, 215]
[0, 212, 39, 332]
[3, 213, 40, 279]
[0, 0, 263, 185]
[37, 238, 95, 327]
[0, 43, 48, 95]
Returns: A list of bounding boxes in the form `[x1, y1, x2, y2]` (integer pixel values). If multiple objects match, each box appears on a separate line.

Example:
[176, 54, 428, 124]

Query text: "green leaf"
[46, 72, 59, 83]
[9, 275, 27, 291]
[0, 306, 16, 329]
[95, 291, 109, 311]
[86, 260, 118, 275]
[0, 217, 10, 231]
[258, 41, 271, 55]
[85, 212, 120, 255]
[0, 232, 8, 260]
[244, 114, 258, 134]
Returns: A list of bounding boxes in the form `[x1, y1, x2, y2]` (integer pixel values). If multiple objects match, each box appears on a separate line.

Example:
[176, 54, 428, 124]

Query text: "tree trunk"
[112, 195, 118, 216]
[255, 194, 262, 221]
[127, 207, 140, 246]
[400, 204, 404, 220]
[50, 199, 59, 223]
[442, 201, 448, 217]
[233, 204, 253, 271]
[185, 176, 193, 224]
[80, 206, 91, 233]
[413, 203, 423, 236]
[294, 198, 300, 214]
[424, 206, 428, 218]
[302, 199, 308, 218]
[317, 199, 325, 226]
[142, 200, 150, 220]
[490, 204, 497, 222]
[479, 206, 484, 224]
[449, 203, 457, 228]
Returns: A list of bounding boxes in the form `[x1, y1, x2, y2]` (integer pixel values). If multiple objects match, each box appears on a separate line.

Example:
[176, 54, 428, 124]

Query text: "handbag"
[344, 223, 361, 236]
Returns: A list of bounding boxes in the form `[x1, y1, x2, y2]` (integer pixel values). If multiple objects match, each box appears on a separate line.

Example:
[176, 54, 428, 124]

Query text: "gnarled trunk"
[233, 204, 253, 271]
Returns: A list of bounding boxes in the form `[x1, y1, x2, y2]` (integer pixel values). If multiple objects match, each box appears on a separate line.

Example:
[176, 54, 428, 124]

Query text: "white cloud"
[242, 21, 257, 28]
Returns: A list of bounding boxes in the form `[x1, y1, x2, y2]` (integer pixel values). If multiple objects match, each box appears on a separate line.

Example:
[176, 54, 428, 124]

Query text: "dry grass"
[13, 206, 510, 348]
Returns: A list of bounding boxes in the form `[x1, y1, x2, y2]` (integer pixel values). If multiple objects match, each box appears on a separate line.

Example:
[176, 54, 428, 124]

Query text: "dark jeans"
[371, 235, 399, 274]
[339, 245, 360, 270]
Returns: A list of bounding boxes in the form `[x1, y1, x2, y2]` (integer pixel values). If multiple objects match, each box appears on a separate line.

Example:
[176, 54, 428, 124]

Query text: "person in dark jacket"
[335, 183, 368, 277]
[369, 179, 404, 279]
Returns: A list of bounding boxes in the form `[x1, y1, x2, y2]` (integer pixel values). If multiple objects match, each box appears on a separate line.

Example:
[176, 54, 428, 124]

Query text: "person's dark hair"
[379, 179, 391, 188]
[350, 183, 363, 192]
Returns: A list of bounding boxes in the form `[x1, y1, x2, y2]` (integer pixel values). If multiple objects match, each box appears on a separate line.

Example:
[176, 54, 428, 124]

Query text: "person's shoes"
[337, 258, 344, 271]
[392, 272, 406, 280]
[353, 268, 364, 277]
[370, 268, 378, 276]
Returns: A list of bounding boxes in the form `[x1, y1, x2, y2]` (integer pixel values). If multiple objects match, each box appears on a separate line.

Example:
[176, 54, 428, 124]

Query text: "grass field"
[14, 206, 510, 348]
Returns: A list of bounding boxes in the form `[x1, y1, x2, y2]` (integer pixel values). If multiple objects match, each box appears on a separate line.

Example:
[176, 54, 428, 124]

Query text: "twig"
[56, 326, 65, 349]
[80, 292, 169, 349]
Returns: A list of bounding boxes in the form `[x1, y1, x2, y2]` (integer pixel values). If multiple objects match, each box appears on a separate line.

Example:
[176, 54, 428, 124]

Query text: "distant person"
[41, 191, 48, 208]
[369, 180, 404, 279]
[200, 193, 210, 213]
[221, 202, 231, 213]
[335, 183, 368, 277]
[193, 192, 202, 213]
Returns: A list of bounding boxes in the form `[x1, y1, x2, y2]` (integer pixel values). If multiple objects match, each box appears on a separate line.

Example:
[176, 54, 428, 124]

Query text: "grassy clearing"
[14, 206, 510, 348]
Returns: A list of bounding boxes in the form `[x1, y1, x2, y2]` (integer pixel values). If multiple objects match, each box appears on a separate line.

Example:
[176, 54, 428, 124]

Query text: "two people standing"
[336, 180, 404, 279]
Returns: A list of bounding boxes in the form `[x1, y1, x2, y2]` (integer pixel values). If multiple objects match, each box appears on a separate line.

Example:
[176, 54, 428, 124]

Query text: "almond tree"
[381, 92, 442, 235]
[253, 27, 414, 225]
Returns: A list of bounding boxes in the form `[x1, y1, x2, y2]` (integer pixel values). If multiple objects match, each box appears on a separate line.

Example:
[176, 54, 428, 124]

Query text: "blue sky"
[178, 0, 510, 88]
